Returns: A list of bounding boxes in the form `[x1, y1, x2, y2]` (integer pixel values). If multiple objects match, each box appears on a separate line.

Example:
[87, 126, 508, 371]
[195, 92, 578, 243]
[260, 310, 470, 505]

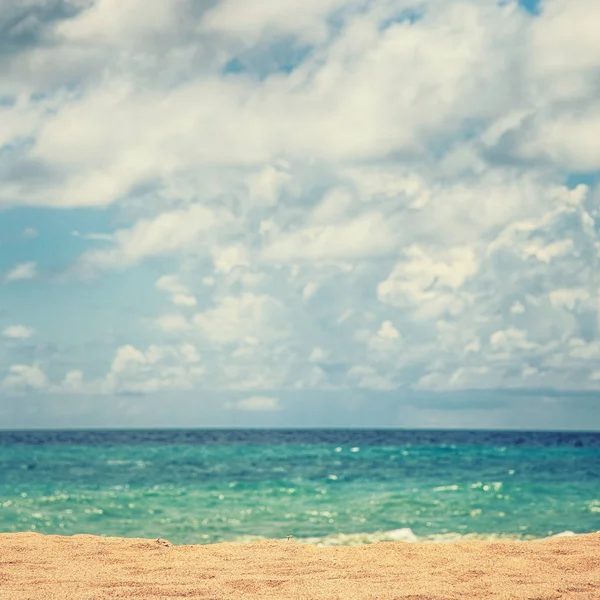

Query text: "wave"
[231, 528, 579, 546]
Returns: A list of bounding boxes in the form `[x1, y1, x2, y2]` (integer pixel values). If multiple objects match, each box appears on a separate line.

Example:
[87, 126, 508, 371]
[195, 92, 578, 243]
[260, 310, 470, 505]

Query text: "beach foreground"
[1, 532, 599, 599]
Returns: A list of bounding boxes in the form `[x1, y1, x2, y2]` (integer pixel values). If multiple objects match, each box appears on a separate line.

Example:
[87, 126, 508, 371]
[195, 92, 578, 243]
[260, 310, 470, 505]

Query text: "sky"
[0, 0, 599, 430]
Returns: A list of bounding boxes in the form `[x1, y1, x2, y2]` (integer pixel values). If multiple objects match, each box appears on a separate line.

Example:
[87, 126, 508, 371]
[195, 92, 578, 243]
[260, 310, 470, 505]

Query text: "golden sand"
[1, 531, 599, 599]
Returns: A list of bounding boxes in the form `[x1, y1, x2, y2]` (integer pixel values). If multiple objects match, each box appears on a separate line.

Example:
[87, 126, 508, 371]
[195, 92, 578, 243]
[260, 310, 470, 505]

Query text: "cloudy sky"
[1, 0, 599, 429]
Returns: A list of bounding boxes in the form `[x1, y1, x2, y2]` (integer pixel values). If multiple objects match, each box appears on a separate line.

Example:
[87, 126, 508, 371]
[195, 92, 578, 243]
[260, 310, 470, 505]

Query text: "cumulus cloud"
[347, 365, 395, 391]
[506, 0, 600, 170]
[193, 293, 287, 345]
[0, 0, 527, 207]
[2, 325, 34, 339]
[377, 321, 401, 340]
[60, 369, 85, 392]
[155, 313, 190, 334]
[211, 245, 250, 273]
[103, 343, 203, 394]
[377, 246, 479, 320]
[155, 275, 197, 307]
[1, 364, 47, 392]
[262, 211, 400, 262]
[227, 396, 281, 411]
[1, 0, 600, 404]
[407, 185, 599, 391]
[0, 0, 596, 206]
[4, 261, 37, 281]
[74, 204, 234, 274]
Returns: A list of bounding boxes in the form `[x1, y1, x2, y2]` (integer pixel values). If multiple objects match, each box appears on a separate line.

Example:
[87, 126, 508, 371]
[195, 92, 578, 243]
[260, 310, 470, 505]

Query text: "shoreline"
[239, 528, 583, 546]
[1, 531, 599, 599]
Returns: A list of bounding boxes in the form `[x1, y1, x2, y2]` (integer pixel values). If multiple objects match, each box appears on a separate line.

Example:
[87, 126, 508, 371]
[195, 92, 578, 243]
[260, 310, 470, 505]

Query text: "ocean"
[0, 429, 598, 545]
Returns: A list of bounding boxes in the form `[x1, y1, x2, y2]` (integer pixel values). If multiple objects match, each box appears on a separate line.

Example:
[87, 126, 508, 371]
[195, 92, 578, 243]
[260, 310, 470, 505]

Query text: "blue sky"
[1, 0, 600, 429]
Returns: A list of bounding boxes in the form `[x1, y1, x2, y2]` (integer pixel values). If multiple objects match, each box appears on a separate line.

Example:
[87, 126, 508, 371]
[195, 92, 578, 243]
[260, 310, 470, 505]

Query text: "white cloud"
[75, 204, 233, 274]
[104, 343, 203, 394]
[8, 168, 599, 395]
[521, 238, 574, 264]
[155, 275, 197, 307]
[377, 246, 479, 319]
[56, 0, 188, 47]
[361, 319, 404, 363]
[549, 288, 590, 311]
[310, 189, 354, 225]
[567, 339, 600, 360]
[377, 320, 400, 340]
[497, 0, 600, 170]
[440, 366, 493, 390]
[179, 343, 201, 364]
[201, 0, 350, 43]
[302, 282, 319, 301]
[347, 365, 395, 391]
[531, 0, 600, 86]
[211, 245, 249, 273]
[246, 163, 291, 208]
[1, 364, 47, 392]
[510, 301, 525, 315]
[515, 110, 600, 171]
[309, 347, 327, 363]
[5, 261, 37, 281]
[489, 328, 536, 352]
[172, 294, 197, 307]
[61, 370, 85, 392]
[110, 345, 146, 374]
[464, 339, 481, 354]
[193, 293, 287, 345]
[2, 0, 600, 402]
[227, 396, 281, 411]
[156, 313, 190, 334]
[155, 276, 183, 294]
[2, 325, 34, 340]
[263, 212, 399, 262]
[0, 0, 530, 208]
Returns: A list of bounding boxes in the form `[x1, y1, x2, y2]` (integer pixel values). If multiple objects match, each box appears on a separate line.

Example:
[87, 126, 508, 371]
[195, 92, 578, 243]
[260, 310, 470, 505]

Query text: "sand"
[0, 532, 599, 599]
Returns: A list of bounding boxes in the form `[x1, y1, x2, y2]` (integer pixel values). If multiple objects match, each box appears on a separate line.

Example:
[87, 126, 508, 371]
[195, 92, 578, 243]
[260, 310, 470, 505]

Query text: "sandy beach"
[0, 532, 598, 599]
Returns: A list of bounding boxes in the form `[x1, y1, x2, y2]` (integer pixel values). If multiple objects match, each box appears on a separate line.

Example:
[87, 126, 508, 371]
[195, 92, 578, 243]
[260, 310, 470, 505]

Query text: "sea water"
[0, 429, 598, 545]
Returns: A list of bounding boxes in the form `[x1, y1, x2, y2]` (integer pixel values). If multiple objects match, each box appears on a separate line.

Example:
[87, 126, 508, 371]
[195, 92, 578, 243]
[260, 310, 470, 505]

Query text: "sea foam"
[245, 529, 580, 546]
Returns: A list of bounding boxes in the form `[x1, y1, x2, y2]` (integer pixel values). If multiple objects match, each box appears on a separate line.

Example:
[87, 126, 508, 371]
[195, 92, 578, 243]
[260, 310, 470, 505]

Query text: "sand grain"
[0, 532, 599, 599]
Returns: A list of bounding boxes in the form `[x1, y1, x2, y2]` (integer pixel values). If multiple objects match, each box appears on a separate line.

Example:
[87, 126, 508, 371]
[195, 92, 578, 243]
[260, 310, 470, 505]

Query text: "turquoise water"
[0, 430, 598, 545]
